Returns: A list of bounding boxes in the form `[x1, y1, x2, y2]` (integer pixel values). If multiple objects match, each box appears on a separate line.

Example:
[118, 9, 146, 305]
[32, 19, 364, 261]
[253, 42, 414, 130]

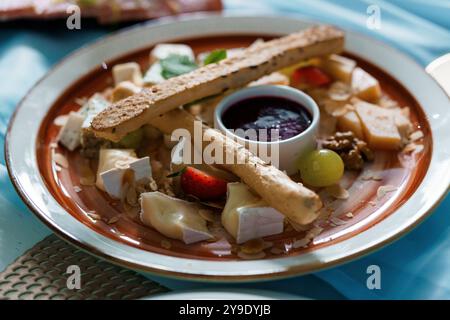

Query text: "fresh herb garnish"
[166, 166, 187, 178]
[160, 54, 198, 79]
[203, 49, 227, 65]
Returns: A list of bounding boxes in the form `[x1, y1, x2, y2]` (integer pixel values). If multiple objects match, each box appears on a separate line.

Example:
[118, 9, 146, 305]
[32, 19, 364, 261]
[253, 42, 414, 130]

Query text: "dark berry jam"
[221, 96, 312, 141]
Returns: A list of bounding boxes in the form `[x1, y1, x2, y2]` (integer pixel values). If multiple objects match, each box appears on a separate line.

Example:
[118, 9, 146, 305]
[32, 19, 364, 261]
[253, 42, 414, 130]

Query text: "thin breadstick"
[92, 25, 344, 141]
[148, 109, 322, 225]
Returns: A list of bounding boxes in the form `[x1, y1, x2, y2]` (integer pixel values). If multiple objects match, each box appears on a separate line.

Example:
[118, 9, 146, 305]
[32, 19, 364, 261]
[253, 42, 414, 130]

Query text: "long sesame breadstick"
[91, 25, 344, 141]
[148, 109, 322, 225]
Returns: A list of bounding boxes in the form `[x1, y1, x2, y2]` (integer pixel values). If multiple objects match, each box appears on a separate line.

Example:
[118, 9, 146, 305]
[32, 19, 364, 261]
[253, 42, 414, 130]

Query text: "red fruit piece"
[180, 166, 228, 200]
[292, 66, 331, 87]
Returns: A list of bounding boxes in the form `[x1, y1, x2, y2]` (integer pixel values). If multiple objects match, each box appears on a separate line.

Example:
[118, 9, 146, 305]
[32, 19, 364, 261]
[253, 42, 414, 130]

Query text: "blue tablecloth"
[1, 0, 449, 299]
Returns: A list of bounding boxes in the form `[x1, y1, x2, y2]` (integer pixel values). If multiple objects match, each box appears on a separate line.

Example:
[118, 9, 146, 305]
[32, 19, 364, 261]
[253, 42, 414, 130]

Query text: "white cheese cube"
[101, 157, 152, 199]
[96, 149, 137, 191]
[112, 62, 143, 86]
[140, 192, 212, 244]
[321, 54, 357, 83]
[57, 111, 85, 151]
[235, 207, 285, 244]
[222, 183, 284, 244]
[150, 44, 194, 64]
[351, 67, 381, 102]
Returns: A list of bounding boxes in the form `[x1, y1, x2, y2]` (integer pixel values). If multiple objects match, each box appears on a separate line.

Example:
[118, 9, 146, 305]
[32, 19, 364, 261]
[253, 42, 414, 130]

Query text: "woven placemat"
[0, 235, 169, 300]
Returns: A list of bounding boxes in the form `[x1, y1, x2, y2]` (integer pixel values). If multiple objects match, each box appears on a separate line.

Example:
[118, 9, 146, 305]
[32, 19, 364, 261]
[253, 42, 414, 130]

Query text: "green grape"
[297, 149, 344, 187]
[119, 128, 144, 149]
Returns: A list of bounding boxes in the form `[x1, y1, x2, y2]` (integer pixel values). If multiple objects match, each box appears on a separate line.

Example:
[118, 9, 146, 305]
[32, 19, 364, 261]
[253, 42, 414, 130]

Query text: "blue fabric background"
[1, 0, 449, 299]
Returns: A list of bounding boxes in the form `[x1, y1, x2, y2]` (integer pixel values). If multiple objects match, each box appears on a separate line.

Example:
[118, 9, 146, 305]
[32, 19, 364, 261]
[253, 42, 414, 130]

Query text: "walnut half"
[322, 131, 374, 170]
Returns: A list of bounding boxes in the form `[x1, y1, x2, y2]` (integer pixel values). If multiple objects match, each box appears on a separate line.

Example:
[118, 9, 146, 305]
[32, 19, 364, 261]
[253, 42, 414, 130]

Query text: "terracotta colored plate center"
[36, 35, 432, 261]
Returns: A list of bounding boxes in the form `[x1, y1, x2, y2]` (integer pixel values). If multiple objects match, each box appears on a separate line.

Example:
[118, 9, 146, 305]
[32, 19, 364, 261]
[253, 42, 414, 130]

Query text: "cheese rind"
[57, 111, 85, 151]
[95, 149, 137, 191]
[140, 192, 212, 244]
[222, 183, 284, 244]
[101, 157, 152, 199]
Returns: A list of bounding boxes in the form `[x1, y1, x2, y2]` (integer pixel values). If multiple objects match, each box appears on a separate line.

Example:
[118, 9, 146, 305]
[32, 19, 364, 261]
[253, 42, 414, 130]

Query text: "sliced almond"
[345, 212, 354, 218]
[377, 185, 397, 200]
[74, 97, 88, 106]
[73, 186, 82, 193]
[361, 170, 383, 181]
[414, 144, 424, 153]
[328, 81, 352, 101]
[409, 130, 424, 142]
[403, 143, 424, 154]
[87, 211, 101, 221]
[325, 184, 349, 200]
[53, 152, 68, 169]
[53, 115, 69, 126]
[292, 237, 311, 249]
[115, 159, 132, 170]
[149, 178, 158, 191]
[332, 105, 352, 117]
[330, 217, 347, 226]
[107, 216, 120, 224]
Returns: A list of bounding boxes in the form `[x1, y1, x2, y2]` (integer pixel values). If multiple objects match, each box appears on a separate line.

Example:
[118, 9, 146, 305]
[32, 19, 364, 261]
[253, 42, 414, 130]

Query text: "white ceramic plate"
[145, 289, 303, 300]
[6, 13, 450, 281]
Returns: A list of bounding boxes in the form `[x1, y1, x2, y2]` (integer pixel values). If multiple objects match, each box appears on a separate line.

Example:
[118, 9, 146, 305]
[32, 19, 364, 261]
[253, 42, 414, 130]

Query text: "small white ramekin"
[214, 85, 320, 175]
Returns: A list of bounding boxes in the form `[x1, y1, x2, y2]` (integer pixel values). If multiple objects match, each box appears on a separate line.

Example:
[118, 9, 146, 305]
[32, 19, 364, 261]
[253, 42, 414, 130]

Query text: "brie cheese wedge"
[222, 183, 284, 244]
[101, 157, 152, 199]
[95, 149, 145, 191]
[140, 192, 212, 244]
[57, 111, 85, 151]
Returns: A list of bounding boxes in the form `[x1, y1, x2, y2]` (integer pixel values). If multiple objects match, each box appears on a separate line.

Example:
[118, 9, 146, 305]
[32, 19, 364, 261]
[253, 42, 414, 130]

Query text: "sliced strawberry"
[180, 166, 228, 200]
[292, 66, 331, 87]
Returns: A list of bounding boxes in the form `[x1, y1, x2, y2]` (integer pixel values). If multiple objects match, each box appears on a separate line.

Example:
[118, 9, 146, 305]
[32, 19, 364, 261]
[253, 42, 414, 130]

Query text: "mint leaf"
[160, 54, 197, 79]
[203, 49, 227, 65]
